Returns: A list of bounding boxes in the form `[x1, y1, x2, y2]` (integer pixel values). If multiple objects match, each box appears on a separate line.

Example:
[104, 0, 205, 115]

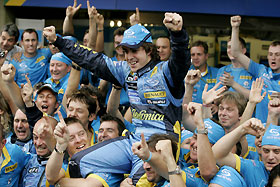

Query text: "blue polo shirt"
[190, 65, 218, 104]
[248, 60, 280, 122]
[216, 64, 254, 91]
[0, 144, 31, 187]
[234, 154, 269, 186]
[44, 72, 70, 103]
[10, 48, 52, 86]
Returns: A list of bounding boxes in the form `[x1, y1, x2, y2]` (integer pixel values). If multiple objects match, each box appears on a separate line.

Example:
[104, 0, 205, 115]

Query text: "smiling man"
[6, 109, 35, 154]
[8, 28, 52, 86]
[0, 24, 23, 64]
[44, 12, 190, 185]
[44, 52, 72, 103]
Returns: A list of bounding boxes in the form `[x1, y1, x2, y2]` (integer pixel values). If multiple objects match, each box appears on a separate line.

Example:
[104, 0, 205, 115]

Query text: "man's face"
[261, 145, 280, 171]
[189, 134, 198, 162]
[218, 100, 240, 131]
[48, 43, 59, 55]
[35, 89, 58, 115]
[0, 31, 16, 51]
[156, 38, 171, 61]
[67, 122, 89, 157]
[33, 119, 52, 157]
[21, 32, 38, 56]
[50, 60, 70, 82]
[114, 35, 124, 56]
[67, 100, 93, 129]
[124, 46, 151, 73]
[267, 45, 280, 73]
[255, 133, 264, 155]
[98, 121, 119, 142]
[191, 46, 208, 70]
[13, 109, 31, 141]
[143, 159, 163, 183]
[83, 33, 89, 46]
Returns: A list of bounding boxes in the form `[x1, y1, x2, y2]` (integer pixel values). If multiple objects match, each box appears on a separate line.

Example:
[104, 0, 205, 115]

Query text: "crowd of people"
[0, 1, 280, 186]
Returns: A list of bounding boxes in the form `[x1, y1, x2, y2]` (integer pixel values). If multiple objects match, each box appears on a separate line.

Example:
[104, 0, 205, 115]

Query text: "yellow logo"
[240, 76, 252, 80]
[206, 79, 217, 83]
[35, 56, 45, 64]
[74, 44, 97, 53]
[58, 88, 64, 94]
[5, 163, 18, 173]
[144, 91, 166, 98]
[150, 67, 158, 78]
[248, 146, 256, 152]
[132, 109, 164, 121]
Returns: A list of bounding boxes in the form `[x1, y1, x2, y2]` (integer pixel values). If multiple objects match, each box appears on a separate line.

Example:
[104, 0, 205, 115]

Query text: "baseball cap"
[35, 84, 58, 101]
[210, 166, 247, 187]
[195, 118, 225, 144]
[118, 24, 152, 49]
[262, 124, 280, 147]
[50, 52, 72, 66]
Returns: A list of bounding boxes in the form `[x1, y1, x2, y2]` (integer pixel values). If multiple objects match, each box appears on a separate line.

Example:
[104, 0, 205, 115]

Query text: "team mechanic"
[43, 12, 190, 186]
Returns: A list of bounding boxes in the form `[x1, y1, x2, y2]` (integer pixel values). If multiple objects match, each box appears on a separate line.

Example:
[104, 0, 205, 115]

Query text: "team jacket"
[54, 29, 191, 140]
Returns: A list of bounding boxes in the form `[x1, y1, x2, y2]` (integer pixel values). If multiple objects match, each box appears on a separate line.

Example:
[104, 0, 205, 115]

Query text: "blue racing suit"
[0, 143, 31, 187]
[20, 154, 50, 187]
[53, 29, 191, 185]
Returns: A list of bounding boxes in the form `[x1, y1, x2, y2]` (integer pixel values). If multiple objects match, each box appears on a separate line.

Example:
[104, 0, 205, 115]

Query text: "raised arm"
[230, 15, 250, 70]
[46, 113, 69, 185]
[1, 64, 25, 112]
[95, 13, 104, 52]
[63, 0, 81, 35]
[156, 140, 186, 187]
[186, 102, 218, 182]
[163, 13, 191, 99]
[86, 0, 97, 50]
[106, 85, 124, 122]
[240, 78, 266, 124]
[266, 98, 280, 128]
[212, 118, 265, 168]
[182, 69, 201, 131]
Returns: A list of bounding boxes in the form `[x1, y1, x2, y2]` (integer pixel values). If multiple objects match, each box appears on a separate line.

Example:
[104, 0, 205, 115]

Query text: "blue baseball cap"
[118, 24, 152, 49]
[210, 166, 247, 187]
[195, 118, 225, 144]
[35, 84, 58, 101]
[262, 124, 280, 147]
[63, 35, 78, 43]
[50, 52, 72, 66]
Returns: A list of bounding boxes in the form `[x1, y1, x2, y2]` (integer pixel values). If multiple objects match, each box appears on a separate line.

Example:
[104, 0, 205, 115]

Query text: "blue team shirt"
[216, 64, 254, 91]
[248, 60, 280, 122]
[44, 72, 70, 103]
[235, 154, 269, 186]
[104, 56, 130, 107]
[10, 48, 52, 86]
[0, 144, 31, 187]
[190, 65, 218, 104]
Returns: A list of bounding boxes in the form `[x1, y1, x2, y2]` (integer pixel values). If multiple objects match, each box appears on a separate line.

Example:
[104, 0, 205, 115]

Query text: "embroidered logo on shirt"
[35, 56, 45, 64]
[5, 163, 18, 173]
[144, 91, 166, 98]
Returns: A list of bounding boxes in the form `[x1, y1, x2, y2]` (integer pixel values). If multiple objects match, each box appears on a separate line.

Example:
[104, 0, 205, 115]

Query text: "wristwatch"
[168, 166, 181, 175]
[54, 146, 66, 154]
[197, 128, 208, 135]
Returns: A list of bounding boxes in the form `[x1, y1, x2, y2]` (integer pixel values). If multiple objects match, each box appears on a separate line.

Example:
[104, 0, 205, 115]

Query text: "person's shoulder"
[10, 51, 23, 63]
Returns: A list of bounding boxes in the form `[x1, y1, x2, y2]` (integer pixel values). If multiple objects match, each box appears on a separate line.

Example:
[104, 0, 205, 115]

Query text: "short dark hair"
[67, 91, 97, 116]
[270, 41, 280, 47]
[191, 40, 209, 54]
[113, 27, 126, 38]
[1, 23, 20, 42]
[100, 114, 126, 136]
[266, 164, 280, 187]
[142, 42, 160, 62]
[21, 28, 38, 41]
[156, 36, 170, 41]
[64, 117, 86, 130]
[147, 134, 178, 159]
